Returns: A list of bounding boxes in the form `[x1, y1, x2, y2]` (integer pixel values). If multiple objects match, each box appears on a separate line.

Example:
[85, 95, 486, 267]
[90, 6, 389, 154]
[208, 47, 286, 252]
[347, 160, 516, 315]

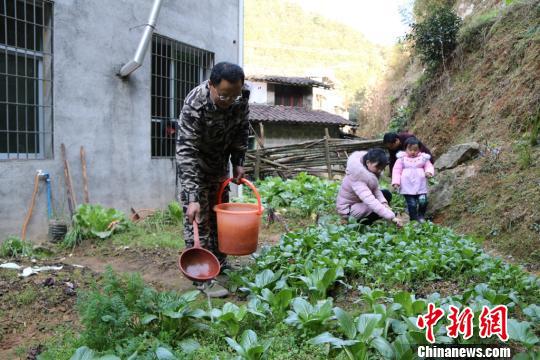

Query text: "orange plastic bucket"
[214, 178, 263, 255]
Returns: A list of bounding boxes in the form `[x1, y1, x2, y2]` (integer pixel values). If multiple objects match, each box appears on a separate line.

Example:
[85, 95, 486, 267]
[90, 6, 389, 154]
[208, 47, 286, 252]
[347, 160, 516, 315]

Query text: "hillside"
[244, 0, 388, 112]
[360, 0, 540, 265]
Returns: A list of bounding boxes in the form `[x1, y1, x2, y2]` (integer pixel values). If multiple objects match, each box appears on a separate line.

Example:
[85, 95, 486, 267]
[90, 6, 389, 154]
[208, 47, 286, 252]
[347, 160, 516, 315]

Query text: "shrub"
[388, 106, 412, 132]
[407, 6, 461, 70]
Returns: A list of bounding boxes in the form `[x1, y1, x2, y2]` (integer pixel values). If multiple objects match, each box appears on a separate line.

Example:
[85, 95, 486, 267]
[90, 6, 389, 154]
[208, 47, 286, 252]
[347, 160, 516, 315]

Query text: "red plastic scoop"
[178, 221, 220, 281]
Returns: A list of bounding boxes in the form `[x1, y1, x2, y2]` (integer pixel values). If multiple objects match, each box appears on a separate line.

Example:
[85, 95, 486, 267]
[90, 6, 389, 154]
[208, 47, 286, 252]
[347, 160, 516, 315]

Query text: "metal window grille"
[0, 0, 53, 160]
[151, 34, 214, 158]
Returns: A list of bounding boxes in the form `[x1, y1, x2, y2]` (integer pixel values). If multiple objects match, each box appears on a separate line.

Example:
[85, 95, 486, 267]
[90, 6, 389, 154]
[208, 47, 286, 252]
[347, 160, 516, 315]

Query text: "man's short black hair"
[383, 132, 399, 144]
[404, 137, 420, 147]
[210, 62, 245, 86]
[363, 148, 389, 168]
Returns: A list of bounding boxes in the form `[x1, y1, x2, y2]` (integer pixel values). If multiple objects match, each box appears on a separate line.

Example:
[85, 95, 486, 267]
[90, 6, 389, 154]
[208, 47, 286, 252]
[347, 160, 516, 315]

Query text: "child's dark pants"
[404, 194, 427, 221]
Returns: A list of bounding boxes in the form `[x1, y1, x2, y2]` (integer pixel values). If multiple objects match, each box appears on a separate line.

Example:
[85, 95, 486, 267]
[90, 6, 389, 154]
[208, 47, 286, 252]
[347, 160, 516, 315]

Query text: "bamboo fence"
[244, 127, 382, 179]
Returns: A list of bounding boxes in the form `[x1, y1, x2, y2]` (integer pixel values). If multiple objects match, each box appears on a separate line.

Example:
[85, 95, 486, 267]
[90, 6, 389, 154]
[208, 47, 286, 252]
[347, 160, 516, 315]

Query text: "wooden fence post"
[324, 128, 333, 179]
[61, 143, 77, 217]
[80, 146, 90, 203]
[259, 123, 265, 147]
[254, 123, 264, 180]
[255, 148, 261, 180]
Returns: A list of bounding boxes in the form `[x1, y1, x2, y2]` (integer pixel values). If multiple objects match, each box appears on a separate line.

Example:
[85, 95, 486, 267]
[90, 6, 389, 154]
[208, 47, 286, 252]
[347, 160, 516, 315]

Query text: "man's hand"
[233, 165, 245, 184]
[392, 184, 400, 191]
[186, 202, 201, 224]
[425, 172, 433, 178]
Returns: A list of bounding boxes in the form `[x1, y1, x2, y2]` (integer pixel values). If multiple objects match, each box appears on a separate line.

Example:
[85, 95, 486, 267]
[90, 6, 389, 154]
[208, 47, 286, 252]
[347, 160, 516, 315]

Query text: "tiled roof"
[246, 75, 331, 89]
[249, 104, 355, 126]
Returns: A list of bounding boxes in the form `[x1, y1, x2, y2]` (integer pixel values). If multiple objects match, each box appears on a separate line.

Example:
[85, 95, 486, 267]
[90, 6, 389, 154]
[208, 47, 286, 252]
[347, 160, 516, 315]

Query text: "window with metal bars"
[151, 34, 214, 158]
[0, 0, 53, 160]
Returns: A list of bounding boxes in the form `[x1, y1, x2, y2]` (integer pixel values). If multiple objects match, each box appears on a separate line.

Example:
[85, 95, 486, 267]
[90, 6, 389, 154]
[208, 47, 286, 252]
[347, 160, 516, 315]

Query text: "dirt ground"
[0, 223, 287, 359]
[0, 246, 208, 358]
[66, 244, 194, 292]
[0, 245, 192, 358]
[0, 261, 92, 359]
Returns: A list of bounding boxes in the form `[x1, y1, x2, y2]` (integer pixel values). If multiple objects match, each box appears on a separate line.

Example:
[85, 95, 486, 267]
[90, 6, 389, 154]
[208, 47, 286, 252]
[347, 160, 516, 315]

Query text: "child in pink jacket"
[391, 137, 434, 222]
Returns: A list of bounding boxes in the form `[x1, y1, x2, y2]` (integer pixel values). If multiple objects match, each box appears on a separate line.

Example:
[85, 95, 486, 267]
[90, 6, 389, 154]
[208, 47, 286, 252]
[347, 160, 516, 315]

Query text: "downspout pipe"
[118, 0, 164, 78]
[238, 0, 244, 67]
[235, 0, 245, 200]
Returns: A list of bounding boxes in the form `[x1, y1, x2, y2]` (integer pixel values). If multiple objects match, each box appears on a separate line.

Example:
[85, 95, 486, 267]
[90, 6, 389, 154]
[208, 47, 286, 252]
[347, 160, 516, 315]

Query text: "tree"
[406, 6, 461, 71]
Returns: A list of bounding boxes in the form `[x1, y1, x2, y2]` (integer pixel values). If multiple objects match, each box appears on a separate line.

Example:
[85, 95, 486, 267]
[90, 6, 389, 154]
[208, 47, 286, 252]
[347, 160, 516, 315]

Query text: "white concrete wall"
[312, 87, 349, 119]
[246, 81, 267, 104]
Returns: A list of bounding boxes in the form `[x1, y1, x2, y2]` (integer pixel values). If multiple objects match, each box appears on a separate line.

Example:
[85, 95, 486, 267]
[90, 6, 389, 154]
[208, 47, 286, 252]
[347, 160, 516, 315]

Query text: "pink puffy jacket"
[336, 151, 395, 220]
[391, 151, 434, 195]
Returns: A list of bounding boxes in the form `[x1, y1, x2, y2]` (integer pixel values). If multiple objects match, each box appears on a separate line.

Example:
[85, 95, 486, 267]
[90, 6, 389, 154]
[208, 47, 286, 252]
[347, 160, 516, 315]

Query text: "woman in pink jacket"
[336, 148, 403, 227]
[391, 137, 435, 222]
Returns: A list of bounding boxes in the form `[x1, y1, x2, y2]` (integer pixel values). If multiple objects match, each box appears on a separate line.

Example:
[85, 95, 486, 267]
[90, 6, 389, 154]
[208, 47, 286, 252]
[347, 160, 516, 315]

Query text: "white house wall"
[312, 87, 349, 119]
[246, 81, 267, 104]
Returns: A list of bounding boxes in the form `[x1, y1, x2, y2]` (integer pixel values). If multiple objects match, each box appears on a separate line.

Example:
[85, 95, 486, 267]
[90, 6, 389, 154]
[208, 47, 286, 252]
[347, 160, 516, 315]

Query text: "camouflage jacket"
[176, 80, 250, 202]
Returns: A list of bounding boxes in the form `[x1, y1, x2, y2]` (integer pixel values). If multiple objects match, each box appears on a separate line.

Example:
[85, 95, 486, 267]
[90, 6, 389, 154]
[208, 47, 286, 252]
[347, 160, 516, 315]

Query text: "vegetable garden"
[2, 174, 539, 359]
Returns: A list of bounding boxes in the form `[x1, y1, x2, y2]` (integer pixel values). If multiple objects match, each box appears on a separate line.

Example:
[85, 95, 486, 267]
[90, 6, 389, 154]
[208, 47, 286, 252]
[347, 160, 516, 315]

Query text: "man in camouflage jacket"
[176, 62, 250, 273]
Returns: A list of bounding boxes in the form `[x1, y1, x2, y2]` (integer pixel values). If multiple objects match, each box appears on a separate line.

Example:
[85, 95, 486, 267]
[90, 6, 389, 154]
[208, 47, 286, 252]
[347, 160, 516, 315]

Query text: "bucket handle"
[217, 178, 263, 215]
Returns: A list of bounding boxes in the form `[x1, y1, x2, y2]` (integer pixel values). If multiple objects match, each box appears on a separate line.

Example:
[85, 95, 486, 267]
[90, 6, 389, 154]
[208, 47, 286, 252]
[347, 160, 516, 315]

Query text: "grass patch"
[515, 140, 533, 169]
[36, 327, 84, 360]
[138, 204, 183, 233]
[0, 268, 19, 281]
[5, 287, 39, 306]
[0, 236, 33, 258]
[444, 149, 540, 265]
[528, 109, 540, 146]
[458, 8, 499, 50]
[110, 223, 184, 250]
[108, 204, 185, 249]
[19, 287, 38, 305]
